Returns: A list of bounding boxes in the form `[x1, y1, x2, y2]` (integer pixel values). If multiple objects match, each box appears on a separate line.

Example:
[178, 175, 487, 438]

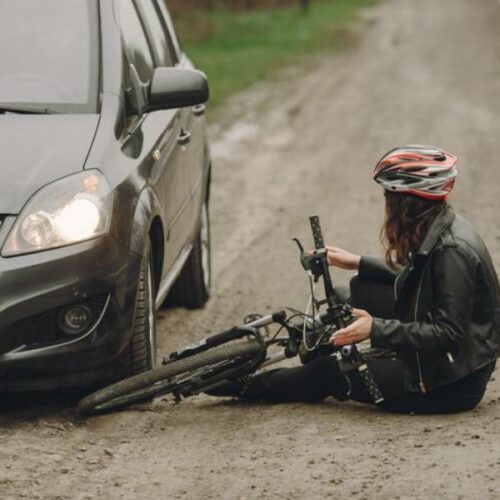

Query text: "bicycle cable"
[268, 312, 304, 343]
[302, 273, 323, 352]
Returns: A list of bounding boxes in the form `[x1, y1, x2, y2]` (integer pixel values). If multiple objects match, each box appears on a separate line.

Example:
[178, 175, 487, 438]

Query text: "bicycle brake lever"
[292, 237, 305, 255]
[293, 238, 308, 271]
[293, 238, 324, 276]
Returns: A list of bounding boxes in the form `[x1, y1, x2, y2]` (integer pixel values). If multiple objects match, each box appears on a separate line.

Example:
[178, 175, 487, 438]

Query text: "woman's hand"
[331, 308, 373, 346]
[326, 246, 361, 270]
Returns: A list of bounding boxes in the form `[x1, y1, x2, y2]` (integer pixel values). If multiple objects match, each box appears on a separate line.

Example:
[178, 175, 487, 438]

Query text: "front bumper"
[0, 231, 142, 390]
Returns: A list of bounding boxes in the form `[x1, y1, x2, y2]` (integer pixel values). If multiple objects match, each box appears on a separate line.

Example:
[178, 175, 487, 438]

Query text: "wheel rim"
[146, 260, 156, 368]
[200, 203, 211, 291]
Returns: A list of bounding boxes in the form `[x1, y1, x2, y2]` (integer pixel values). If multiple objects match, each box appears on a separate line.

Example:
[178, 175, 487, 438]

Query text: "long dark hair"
[381, 192, 446, 269]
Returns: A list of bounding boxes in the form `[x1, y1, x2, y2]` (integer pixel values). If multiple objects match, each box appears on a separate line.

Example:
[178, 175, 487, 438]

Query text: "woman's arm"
[325, 246, 360, 270]
[326, 247, 398, 283]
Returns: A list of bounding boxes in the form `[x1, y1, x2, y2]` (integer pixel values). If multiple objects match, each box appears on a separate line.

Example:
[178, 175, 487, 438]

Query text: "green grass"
[172, 0, 378, 108]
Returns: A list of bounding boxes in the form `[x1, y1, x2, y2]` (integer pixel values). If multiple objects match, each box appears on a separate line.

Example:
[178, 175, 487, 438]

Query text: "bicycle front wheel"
[77, 340, 261, 415]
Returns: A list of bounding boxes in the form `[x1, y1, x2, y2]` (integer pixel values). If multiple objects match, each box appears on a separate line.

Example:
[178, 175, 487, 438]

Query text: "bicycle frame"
[166, 215, 384, 404]
[164, 313, 288, 398]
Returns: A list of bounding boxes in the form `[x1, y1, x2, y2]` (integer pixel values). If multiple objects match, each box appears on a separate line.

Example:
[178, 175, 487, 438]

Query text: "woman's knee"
[349, 275, 395, 318]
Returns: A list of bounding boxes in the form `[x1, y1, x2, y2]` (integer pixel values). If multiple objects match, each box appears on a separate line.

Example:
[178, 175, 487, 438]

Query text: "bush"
[167, 0, 314, 16]
[167, 0, 376, 108]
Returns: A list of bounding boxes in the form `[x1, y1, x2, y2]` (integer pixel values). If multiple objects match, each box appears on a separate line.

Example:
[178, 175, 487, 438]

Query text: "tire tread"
[77, 340, 261, 415]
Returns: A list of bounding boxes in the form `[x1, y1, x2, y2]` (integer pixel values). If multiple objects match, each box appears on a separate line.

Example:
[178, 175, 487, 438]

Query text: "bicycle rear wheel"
[77, 340, 261, 415]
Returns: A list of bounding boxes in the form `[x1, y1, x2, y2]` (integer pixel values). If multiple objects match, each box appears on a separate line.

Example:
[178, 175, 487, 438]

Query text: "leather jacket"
[359, 206, 500, 392]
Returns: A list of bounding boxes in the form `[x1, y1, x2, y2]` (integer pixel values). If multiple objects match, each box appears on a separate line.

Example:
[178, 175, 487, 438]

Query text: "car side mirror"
[148, 68, 209, 111]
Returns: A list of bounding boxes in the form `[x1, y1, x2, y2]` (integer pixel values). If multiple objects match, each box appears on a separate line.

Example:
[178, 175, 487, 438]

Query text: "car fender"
[127, 185, 162, 257]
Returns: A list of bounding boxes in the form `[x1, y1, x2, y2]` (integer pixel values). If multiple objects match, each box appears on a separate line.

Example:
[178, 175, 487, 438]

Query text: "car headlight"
[2, 170, 112, 256]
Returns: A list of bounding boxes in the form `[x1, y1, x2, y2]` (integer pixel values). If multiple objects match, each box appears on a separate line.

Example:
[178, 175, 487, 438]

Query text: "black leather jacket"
[359, 206, 500, 392]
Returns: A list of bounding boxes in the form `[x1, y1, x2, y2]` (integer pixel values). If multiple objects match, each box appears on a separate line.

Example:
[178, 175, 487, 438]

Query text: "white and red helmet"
[373, 145, 458, 200]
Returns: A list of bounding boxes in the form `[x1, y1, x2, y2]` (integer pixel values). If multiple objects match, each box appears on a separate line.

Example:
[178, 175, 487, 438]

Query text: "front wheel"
[112, 243, 157, 381]
[77, 340, 261, 416]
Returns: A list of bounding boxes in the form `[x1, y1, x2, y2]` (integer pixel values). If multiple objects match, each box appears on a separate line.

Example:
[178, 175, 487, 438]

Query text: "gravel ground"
[1, 0, 500, 498]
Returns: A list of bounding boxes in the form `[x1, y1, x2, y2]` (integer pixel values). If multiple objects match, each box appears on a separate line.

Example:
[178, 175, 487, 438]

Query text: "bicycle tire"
[77, 340, 261, 415]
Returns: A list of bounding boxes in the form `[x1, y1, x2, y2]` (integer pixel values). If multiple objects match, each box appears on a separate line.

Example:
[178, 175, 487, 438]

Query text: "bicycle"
[77, 216, 384, 415]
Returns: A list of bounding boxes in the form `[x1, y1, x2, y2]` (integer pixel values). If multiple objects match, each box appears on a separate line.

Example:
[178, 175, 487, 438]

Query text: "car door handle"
[177, 129, 191, 146]
[193, 104, 206, 117]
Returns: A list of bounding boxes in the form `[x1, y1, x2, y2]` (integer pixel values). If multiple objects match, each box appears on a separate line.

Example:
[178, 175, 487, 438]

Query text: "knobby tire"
[77, 340, 261, 415]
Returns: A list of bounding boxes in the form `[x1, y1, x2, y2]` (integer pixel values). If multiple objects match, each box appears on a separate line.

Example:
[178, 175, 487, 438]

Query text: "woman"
[213, 145, 500, 414]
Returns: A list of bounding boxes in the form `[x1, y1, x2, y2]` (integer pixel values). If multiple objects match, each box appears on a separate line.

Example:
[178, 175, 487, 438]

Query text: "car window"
[0, 0, 99, 114]
[136, 0, 178, 67]
[116, 0, 154, 84]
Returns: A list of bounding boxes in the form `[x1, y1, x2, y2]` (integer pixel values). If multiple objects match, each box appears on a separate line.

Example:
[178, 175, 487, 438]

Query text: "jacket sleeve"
[370, 247, 477, 353]
[358, 256, 397, 284]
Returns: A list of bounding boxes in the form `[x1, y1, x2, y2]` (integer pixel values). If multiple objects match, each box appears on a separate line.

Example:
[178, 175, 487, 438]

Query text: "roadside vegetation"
[168, 0, 378, 108]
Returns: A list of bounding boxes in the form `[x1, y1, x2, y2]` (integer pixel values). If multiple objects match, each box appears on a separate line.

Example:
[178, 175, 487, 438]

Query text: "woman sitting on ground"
[210, 145, 500, 414]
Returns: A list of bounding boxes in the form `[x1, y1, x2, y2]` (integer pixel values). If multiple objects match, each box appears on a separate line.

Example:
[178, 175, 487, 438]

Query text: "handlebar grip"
[309, 215, 325, 250]
[358, 365, 384, 405]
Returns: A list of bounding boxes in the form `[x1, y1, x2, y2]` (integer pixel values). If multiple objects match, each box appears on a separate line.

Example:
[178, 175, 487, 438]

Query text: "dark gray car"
[0, 0, 211, 390]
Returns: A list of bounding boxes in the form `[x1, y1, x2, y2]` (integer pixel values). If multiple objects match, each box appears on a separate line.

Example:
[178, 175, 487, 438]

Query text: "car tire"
[167, 200, 211, 309]
[113, 242, 157, 380]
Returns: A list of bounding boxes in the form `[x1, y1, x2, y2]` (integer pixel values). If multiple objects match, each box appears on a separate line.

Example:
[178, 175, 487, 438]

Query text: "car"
[0, 0, 211, 390]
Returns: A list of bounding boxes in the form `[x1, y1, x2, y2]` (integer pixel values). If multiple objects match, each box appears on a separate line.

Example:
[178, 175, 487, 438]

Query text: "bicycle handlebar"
[309, 215, 325, 250]
[304, 214, 384, 406]
[308, 214, 342, 313]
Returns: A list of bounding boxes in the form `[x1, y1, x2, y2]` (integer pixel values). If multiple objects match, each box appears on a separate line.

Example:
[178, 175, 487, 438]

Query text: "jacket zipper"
[414, 262, 456, 393]
[416, 353, 426, 393]
[414, 266, 427, 393]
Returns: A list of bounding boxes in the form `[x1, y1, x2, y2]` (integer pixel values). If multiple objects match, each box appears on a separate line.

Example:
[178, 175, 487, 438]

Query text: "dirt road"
[2, 0, 500, 498]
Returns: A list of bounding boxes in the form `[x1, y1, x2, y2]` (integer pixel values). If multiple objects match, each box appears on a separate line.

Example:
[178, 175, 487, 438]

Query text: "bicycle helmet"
[373, 145, 458, 200]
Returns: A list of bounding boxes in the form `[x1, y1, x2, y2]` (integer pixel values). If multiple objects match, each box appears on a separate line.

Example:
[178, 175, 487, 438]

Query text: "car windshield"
[0, 0, 99, 114]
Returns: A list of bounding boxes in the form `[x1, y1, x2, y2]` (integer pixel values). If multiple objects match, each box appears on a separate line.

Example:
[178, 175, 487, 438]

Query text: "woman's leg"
[350, 275, 395, 319]
[350, 357, 493, 414]
[210, 350, 493, 413]
[240, 355, 409, 407]
[242, 356, 350, 403]
[242, 355, 492, 413]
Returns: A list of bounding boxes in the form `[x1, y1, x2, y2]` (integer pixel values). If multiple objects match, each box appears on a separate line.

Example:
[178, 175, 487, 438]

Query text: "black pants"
[242, 355, 495, 414]
[241, 275, 495, 414]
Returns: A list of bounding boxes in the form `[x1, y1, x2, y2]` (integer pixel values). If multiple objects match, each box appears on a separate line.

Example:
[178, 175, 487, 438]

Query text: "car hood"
[0, 114, 100, 214]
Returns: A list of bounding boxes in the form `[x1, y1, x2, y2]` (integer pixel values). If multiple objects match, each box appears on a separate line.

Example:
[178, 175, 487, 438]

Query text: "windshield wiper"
[0, 105, 56, 115]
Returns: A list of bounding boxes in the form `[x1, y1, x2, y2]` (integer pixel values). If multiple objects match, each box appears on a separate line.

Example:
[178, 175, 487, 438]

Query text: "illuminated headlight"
[2, 171, 112, 256]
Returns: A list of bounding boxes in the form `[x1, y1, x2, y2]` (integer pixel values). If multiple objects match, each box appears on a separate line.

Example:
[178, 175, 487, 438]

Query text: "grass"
[171, 0, 378, 108]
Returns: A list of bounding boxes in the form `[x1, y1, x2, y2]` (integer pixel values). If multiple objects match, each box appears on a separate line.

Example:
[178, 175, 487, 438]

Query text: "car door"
[153, 0, 208, 229]
[116, 0, 191, 272]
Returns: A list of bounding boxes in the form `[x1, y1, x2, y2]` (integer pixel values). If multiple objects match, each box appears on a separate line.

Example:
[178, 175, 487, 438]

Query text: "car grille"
[0, 294, 109, 355]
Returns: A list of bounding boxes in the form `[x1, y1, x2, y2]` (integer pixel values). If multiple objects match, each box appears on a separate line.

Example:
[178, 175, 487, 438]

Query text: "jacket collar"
[415, 205, 455, 257]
